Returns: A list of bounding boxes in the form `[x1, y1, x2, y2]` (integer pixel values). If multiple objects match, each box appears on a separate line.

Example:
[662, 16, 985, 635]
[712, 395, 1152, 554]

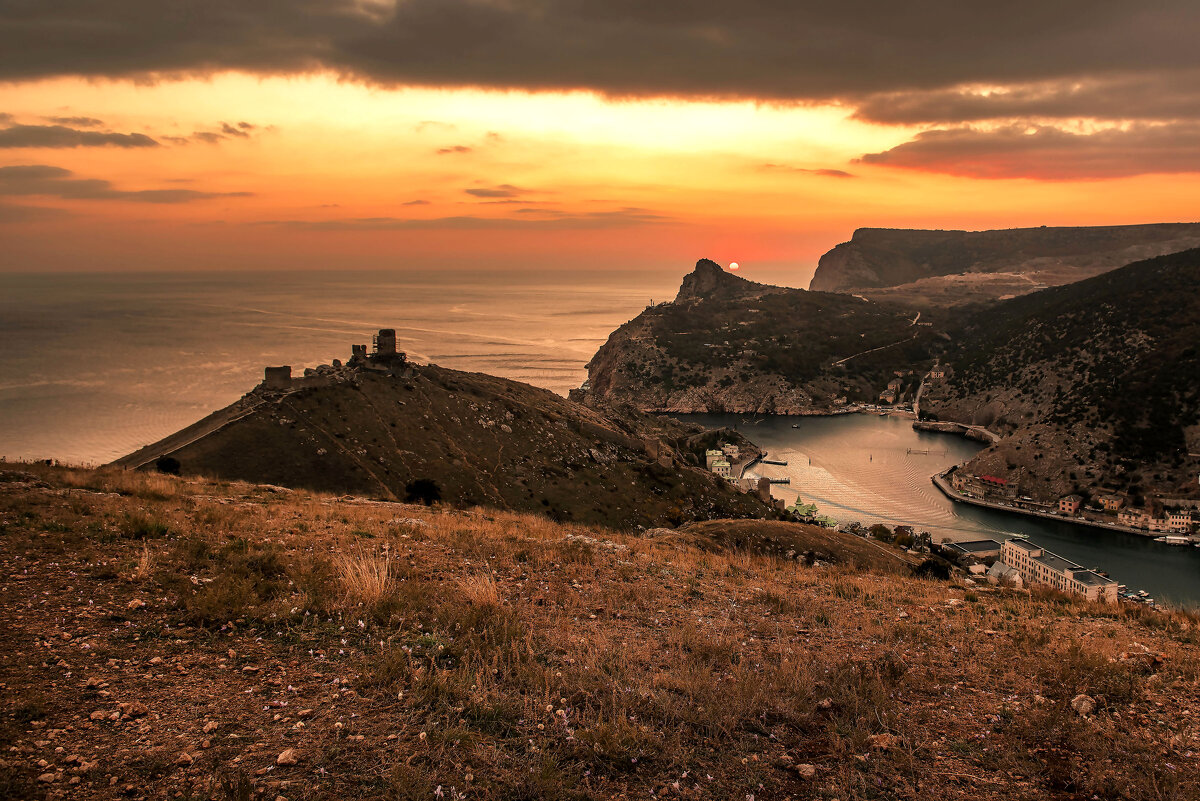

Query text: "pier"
[906, 448, 946, 456]
[761, 458, 788, 466]
[767, 477, 791, 485]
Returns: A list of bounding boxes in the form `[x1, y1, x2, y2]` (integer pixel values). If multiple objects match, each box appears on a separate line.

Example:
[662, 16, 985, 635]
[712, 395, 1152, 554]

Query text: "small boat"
[791, 424, 800, 428]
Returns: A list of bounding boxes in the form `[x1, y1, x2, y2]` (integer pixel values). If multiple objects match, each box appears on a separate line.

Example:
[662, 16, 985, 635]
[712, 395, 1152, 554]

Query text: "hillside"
[112, 344, 778, 530]
[576, 259, 941, 413]
[810, 224, 1200, 306]
[922, 247, 1200, 502]
[2, 464, 1198, 800]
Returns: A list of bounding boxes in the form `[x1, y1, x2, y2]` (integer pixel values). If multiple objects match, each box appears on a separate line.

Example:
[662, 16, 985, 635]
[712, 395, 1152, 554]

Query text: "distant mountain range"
[810, 223, 1200, 307]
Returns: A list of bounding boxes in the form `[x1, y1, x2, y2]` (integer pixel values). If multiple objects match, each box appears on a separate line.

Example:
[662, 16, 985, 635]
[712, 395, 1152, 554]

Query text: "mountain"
[810, 223, 1200, 306]
[113, 341, 779, 530]
[922, 247, 1200, 502]
[576, 260, 940, 413]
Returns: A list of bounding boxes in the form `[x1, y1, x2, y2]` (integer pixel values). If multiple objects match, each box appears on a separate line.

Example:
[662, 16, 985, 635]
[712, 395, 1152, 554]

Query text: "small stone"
[868, 733, 898, 750]
[276, 748, 300, 766]
[203, 721, 219, 734]
[89, 710, 107, 721]
[37, 772, 57, 784]
[1071, 694, 1096, 717]
[120, 702, 149, 718]
[176, 752, 194, 766]
[795, 764, 817, 779]
[816, 698, 833, 711]
[946, 598, 964, 607]
[126, 599, 145, 610]
[148, 656, 163, 665]
[897, 611, 909, 619]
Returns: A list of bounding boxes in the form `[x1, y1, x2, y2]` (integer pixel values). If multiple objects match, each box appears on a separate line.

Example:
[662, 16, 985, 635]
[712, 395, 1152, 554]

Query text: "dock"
[767, 477, 791, 485]
[761, 458, 788, 466]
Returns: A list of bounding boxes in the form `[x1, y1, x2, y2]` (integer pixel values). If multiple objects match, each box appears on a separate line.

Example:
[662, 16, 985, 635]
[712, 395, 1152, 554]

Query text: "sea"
[4, 268, 1198, 606]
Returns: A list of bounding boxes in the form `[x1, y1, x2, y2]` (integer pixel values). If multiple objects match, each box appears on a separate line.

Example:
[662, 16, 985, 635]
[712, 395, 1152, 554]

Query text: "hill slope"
[115, 354, 778, 530]
[922, 247, 1200, 502]
[577, 259, 940, 413]
[2, 464, 1198, 799]
[810, 223, 1200, 306]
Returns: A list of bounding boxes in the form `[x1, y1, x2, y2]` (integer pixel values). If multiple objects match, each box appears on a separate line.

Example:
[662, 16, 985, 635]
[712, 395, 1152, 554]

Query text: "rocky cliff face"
[675, 258, 776, 302]
[580, 259, 938, 414]
[810, 223, 1200, 305]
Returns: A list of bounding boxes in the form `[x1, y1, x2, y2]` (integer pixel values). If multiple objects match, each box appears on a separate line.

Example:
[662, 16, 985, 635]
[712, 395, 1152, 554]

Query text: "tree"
[868, 524, 893, 542]
[154, 456, 180, 475]
[404, 478, 442, 505]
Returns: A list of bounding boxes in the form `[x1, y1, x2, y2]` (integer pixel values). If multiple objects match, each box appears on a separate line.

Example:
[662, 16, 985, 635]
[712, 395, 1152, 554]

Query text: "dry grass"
[334, 547, 394, 608]
[458, 573, 501, 608]
[2, 463, 1199, 800]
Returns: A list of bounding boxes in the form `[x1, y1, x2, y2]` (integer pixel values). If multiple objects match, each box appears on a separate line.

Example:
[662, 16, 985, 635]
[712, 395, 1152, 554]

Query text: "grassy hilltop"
[2, 464, 1199, 800]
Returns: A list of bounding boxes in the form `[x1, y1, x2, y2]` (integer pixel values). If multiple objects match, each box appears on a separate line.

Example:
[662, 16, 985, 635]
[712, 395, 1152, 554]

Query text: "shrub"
[405, 478, 442, 505]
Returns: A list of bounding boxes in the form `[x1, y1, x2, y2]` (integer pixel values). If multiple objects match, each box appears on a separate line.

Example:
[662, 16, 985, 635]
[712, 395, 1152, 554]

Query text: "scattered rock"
[1071, 694, 1096, 717]
[794, 764, 817, 779]
[119, 702, 149, 718]
[868, 733, 899, 750]
[88, 710, 107, 721]
[203, 721, 219, 734]
[276, 748, 300, 766]
[176, 752, 194, 766]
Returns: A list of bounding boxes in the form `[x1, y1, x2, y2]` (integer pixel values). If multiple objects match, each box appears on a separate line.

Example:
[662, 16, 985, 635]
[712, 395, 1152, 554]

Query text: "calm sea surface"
[677, 413, 1200, 608]
[0, 269, 685, 465]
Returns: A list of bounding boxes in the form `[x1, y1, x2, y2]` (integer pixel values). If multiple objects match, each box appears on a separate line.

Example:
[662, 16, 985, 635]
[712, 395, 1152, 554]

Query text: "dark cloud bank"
[0, 164, 252, 202]
[4, 2, 1200, 179]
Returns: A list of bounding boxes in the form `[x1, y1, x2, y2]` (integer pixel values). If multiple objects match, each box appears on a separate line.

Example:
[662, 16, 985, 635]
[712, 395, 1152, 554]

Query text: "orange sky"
[4, 73, 1200, 280]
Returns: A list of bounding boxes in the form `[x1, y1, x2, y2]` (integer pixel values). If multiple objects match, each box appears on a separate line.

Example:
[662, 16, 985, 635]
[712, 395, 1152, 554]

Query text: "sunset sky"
[3, 2, 1200, 277]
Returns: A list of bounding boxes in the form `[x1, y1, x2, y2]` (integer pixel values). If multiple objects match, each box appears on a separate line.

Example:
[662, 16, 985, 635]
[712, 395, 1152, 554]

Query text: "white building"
[711, 459, 732, 478]
[1000, 539, 1117, 603]
[721, 443, 740, 460]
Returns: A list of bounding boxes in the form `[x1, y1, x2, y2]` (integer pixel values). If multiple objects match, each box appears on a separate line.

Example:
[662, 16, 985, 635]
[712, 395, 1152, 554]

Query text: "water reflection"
[675, 413, 1200, 609]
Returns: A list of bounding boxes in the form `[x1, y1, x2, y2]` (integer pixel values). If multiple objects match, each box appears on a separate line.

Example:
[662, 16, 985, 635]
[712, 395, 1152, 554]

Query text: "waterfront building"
[1058, 495, 1083, 515]
[1168, 509, 1195, 533]
[999, 539, 1118, 603]
[711, 459, 732, 478]
[705, 449, 724, 469]
[1118, 508, 1150, 528]
[1098, 494, 1126, 511]
[721, 443, 740, 460]
[942, 539, 1003, 562]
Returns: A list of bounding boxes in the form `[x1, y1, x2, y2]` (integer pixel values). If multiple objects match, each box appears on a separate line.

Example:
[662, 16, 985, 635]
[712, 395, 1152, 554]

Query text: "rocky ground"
[3, 464, 1200, 800]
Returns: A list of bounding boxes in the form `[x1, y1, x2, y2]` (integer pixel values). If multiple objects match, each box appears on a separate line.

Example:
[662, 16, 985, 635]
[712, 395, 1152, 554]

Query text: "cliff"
[113, 350, 778, 530]
[922, 247, 1200, 503]
[810, 223, 1200, 305]
[579, 258, 939, 413]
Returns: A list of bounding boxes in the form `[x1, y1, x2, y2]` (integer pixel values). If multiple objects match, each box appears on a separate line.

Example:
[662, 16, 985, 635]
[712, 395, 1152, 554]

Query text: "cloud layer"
[858, 123, 1200, 180]
[0, 164, 252, 202]
[1, 1, 1196, 116]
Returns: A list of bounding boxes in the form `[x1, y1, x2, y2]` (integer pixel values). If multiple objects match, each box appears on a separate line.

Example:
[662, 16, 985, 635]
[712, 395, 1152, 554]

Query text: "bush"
[405, 478, 441, 505]
[154, 456, 181, 475]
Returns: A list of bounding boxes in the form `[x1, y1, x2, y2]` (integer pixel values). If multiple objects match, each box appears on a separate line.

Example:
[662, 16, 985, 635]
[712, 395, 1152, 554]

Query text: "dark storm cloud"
[0, 164, 253, 202]
[854, 72, 1200, 125]
[261, 207, 668, 230]
[857, 123, 1200, 180]
[2, 1, 1197, 116]
[464, 184, 524, 198]
[0, 123, 159, 148]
